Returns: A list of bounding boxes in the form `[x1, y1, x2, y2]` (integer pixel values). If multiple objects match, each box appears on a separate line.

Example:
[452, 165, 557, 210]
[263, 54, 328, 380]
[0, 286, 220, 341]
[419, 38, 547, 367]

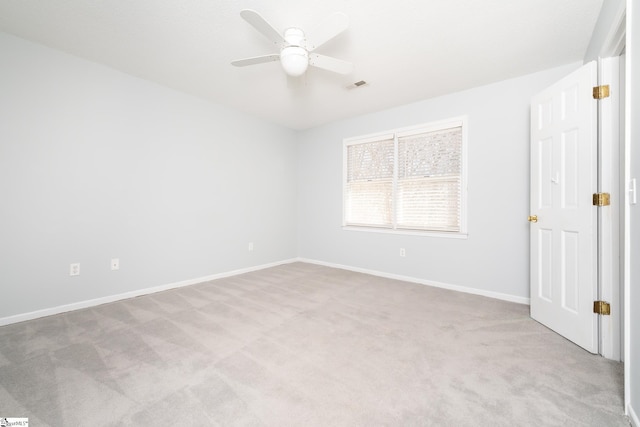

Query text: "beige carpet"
[0, 262, 629, 426]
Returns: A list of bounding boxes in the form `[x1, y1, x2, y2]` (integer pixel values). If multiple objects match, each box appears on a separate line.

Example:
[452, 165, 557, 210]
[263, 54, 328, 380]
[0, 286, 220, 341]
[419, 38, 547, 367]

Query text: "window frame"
[342, 116, 468, 238]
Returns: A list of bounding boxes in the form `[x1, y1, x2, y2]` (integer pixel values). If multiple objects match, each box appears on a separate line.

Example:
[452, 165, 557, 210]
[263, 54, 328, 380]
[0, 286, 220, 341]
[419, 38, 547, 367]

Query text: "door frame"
[594, 0, 628, 411]
[597, 56, 622, 361]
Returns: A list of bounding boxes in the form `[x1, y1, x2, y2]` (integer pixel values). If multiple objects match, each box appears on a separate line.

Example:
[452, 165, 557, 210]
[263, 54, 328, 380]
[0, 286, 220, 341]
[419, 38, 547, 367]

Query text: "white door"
[530, 61, 598, 353]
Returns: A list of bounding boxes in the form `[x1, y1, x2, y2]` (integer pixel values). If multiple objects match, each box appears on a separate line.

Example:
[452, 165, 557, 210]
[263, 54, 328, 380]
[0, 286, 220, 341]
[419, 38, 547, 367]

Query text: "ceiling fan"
[231, 9, 353, 78]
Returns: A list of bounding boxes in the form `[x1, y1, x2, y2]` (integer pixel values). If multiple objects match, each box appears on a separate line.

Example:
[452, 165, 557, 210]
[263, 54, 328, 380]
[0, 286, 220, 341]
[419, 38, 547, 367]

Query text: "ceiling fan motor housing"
[283, 27, 305, 47]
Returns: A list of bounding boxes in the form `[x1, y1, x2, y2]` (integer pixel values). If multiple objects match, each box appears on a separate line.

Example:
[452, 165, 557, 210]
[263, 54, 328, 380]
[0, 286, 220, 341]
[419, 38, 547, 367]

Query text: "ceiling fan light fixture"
[280, 46, 309, 77]
[232, 10, 352, 78]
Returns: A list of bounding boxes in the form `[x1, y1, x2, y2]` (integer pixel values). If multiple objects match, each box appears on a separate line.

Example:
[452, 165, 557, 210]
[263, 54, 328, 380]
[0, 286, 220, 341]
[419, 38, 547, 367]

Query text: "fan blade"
[240, 9, 285, 47]
[309, 53, 353, 75]
[306, 12, 349, 51]
[231, 54, 280, 67]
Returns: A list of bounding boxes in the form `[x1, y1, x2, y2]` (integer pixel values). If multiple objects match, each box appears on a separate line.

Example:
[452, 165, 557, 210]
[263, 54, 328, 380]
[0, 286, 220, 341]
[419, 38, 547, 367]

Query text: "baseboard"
[0, 258, 298, 327]
[297, 257, 530, 305]
[0, 257, 529, 326]
[629, 403, 639, 427]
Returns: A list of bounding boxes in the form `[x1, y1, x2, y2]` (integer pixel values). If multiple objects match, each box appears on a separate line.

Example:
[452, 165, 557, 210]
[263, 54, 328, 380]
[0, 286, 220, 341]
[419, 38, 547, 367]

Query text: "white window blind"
[344, 119, 465, 234]
[345, 138, 394, 227]
[397, 127, 462, 231]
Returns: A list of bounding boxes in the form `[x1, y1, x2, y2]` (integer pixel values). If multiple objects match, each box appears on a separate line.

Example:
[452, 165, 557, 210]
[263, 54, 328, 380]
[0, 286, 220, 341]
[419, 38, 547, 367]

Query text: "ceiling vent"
[347, 80, 368, 89]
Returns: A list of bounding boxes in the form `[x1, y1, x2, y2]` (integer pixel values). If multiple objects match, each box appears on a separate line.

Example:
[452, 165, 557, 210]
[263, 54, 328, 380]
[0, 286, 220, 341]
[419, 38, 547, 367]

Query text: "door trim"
[597, 56, 622, 361]
[599, 2, 626, 58]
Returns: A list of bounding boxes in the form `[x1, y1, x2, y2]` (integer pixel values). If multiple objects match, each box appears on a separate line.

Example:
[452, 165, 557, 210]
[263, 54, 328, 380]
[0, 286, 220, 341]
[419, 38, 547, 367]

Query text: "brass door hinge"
[593, 301, 611, 315]
[593, 193, 611, 206]
[593, 85, 610, 99]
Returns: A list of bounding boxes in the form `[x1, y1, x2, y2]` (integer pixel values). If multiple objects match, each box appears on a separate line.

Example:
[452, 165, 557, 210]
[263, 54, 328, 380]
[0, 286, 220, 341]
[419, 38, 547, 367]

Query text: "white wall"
[0, 33, 298, 319]
[296, 63, 580, 301]
[627, 0, 640, 422]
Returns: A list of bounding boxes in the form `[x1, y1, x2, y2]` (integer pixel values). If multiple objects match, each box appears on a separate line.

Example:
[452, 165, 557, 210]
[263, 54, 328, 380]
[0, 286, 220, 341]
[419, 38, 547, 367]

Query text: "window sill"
[342, 225, 468, 239]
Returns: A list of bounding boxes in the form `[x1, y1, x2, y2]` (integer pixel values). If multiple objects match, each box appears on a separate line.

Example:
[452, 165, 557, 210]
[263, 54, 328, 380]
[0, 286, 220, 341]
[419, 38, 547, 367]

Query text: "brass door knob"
[528, 215, 538, 223]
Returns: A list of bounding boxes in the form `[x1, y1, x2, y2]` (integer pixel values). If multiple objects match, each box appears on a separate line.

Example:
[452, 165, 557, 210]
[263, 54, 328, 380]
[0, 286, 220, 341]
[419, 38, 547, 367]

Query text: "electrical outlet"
[399, 248, 406, 257]
[111, 258, 120, 271]
[248, 242, 254, 251]
[70, 263, 80, 276]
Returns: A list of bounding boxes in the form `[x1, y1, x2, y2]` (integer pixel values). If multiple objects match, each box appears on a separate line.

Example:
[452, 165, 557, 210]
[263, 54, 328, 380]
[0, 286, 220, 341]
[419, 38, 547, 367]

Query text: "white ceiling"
[0, 0, 604, 130]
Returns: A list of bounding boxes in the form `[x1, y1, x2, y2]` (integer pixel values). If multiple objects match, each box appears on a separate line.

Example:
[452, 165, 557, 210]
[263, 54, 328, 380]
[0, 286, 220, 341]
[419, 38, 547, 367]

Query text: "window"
[343, 117, 467, 236]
